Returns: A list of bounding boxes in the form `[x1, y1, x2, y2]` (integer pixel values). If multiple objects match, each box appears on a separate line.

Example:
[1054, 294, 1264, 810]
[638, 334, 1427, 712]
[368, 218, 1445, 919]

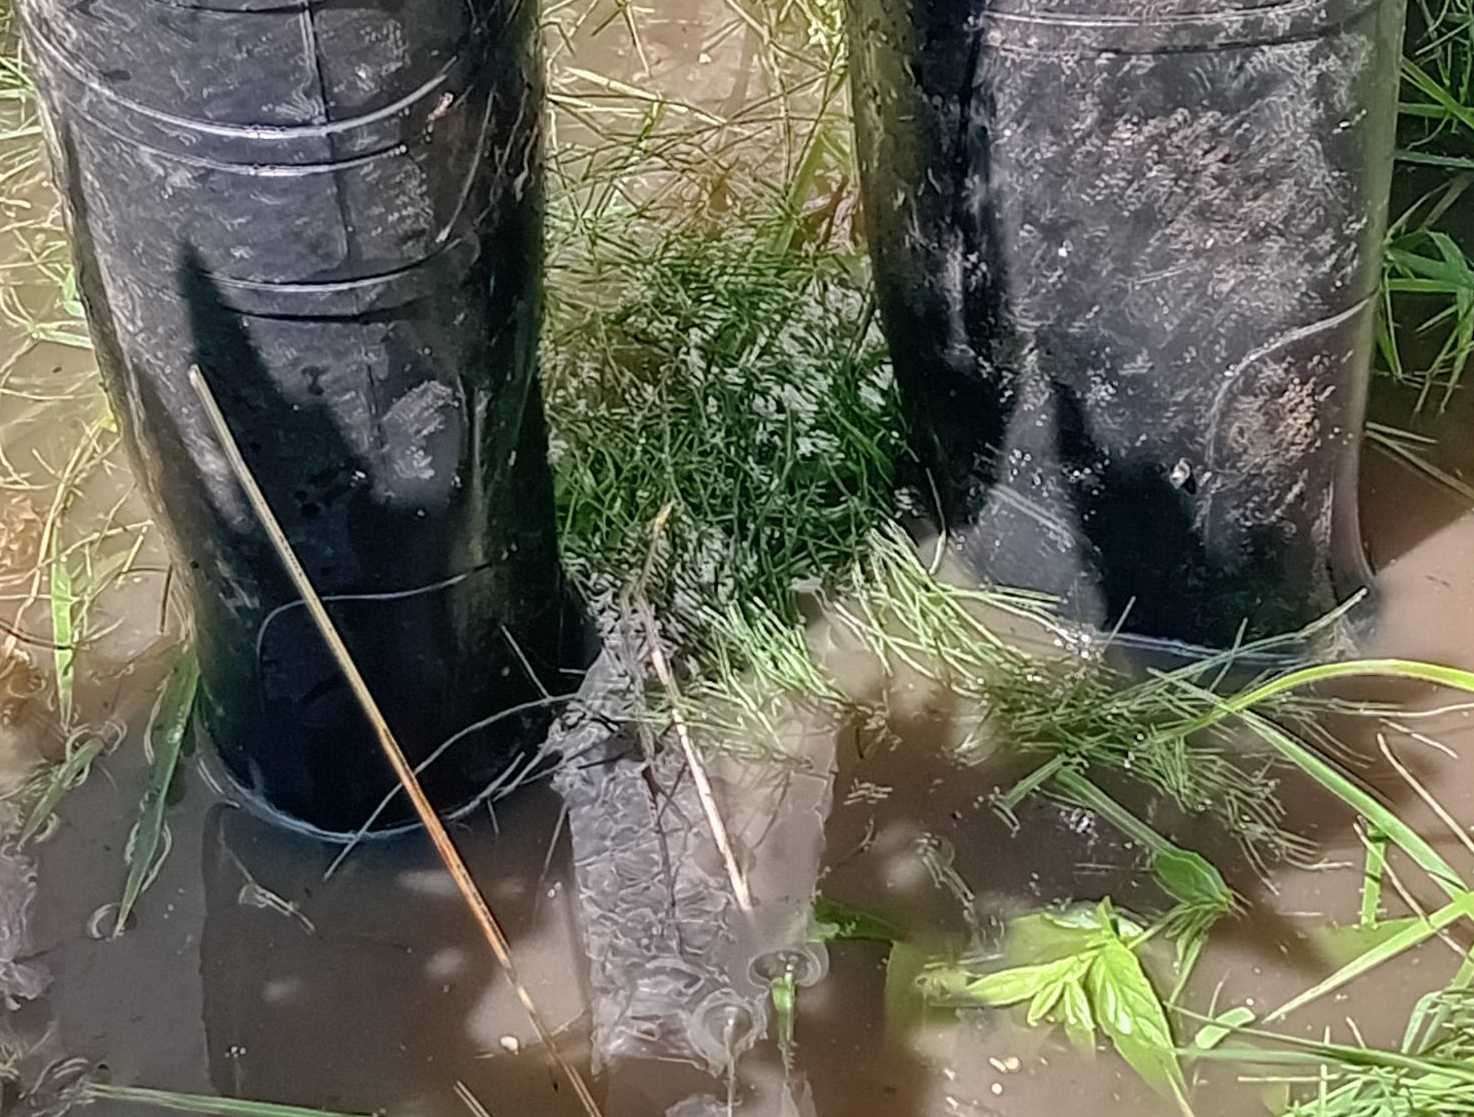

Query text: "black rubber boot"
[848, 0, 1403, 656]
[21, 0, 579, 837]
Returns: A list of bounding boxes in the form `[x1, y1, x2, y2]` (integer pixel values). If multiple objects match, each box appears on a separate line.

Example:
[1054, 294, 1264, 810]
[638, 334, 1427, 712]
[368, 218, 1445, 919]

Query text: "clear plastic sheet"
[552, 632, 835, 1112]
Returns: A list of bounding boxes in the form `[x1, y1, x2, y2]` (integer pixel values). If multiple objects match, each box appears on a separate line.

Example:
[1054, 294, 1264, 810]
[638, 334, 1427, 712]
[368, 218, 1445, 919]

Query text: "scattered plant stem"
[79, 1083, 376, 1117]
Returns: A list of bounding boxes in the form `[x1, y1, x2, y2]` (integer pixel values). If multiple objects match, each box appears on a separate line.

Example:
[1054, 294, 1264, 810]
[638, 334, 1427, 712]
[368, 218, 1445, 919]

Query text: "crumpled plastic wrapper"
[553, 618, 836, 1117]
[552, 646, 757, 1073]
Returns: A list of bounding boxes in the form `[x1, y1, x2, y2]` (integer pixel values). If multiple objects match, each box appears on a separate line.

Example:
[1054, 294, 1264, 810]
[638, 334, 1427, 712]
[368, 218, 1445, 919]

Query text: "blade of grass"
[1192, 1040, 1474, 1083]
[1264, 892, 1474, 1024]
[1050, 768, 1233, 916]
[49, 552, 73, 727]
[455, 1082, 495, 1117]
[1192, 1022, 1474, 1085]
[1233, 706, 1467, 899]
[1396, 149, 1474, 170]
[1403, 58, 1474, 134]
[1182, 659, 1474, 738]
[80, 1083, 376, 1117]
[19, 730, 106, 843]
[113, 650, 198, 937]
[1358, 825, 1389, 930]
[1366, 426, 1474, 503]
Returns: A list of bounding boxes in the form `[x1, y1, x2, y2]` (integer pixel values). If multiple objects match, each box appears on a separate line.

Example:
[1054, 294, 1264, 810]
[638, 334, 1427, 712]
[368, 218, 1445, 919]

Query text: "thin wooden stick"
[634, 503, 752, 915]
[639, 598, 753, 915]
[189, 367, 603, 1117]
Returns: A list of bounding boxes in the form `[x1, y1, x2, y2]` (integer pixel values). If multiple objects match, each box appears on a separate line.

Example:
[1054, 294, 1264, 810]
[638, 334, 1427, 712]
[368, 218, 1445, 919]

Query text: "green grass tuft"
[544, 212, 903, 665]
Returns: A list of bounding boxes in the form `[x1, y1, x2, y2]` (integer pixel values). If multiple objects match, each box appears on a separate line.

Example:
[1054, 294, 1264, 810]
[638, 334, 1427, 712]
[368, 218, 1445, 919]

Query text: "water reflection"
[197, 789, 590, 1117]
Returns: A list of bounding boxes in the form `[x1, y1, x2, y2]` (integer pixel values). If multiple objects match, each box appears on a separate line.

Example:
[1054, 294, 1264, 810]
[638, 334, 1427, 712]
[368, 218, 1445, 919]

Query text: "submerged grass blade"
[812, 896, 902, 943]
[772, 969, 797, 1068]
[1051, 768, 1233, 916]
[1235, 708, 1466, 898]
[19, 730, 105, 843]
[1367, 426, 1474, 504]
[1358, 826, 1389, 930]
[114, 650, 199, 937]
[1264, 893, 1474, 1024]
[1192, 1033, 1474, 1086]
[49, 552, 73, 727]
[1186, 659, 1474, 739]
[80, 1084, 376, 1117]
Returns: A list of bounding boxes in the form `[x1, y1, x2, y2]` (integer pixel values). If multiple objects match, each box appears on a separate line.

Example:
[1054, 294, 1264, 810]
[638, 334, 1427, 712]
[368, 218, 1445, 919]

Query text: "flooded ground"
[3, 0, 1474, 1115]
[7, 397, 1471, 1117]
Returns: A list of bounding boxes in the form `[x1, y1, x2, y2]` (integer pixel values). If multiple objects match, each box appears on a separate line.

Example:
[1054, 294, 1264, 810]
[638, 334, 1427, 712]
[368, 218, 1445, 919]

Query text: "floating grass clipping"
[113, 648, 198, 937]
[79, 1083, 376, 1117]
[18, 724, 110, 843]
[1192, 968, 1474, 1116]
[684, 528, 1474, 1032]
[1366, 421, 1474, 503]
[684, 524, 1331, 868]
[48, 550, 74, 726]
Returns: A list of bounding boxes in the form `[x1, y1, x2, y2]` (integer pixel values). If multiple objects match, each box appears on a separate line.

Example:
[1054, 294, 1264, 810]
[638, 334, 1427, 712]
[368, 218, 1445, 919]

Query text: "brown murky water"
[2, 2, 1474, 1116]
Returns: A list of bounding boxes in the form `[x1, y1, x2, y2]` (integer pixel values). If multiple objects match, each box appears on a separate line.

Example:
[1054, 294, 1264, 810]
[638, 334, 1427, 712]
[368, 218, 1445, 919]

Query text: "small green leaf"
[1259, 1081, 1291, 1115]
[1045, 904, 1116, 932]
[811, 896, 901, 944]
[1025, 969, 1070, 1026]
[1087, 938, 1187, 1100]
[1191, 1006, 1256, 1051]
[59, 269, 85, 320]
[114, 651, 198, 938]
[1152, 848, 1232, 913]
[917, 954, 1084, 1007]
[1060, 976, 1095, 1051]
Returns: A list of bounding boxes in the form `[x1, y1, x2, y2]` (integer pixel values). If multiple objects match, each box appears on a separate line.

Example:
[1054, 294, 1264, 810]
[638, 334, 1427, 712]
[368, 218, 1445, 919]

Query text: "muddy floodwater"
[3, 1, 1474, 1116]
